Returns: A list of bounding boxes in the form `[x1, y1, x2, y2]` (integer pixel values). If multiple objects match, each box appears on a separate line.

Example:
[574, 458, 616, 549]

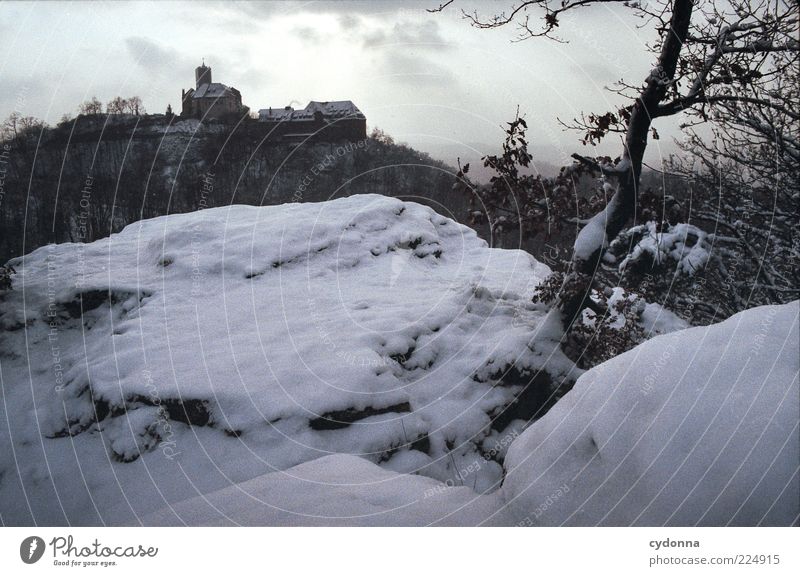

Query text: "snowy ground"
[503, 301, 799, 526]
[143, 301, 798, 526]
[1, 194, 796, 526]
[0, 194, 565, 525]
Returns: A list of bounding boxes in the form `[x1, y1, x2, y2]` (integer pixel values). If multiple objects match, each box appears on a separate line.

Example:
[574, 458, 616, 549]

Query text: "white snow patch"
[0, 194, 562, 525]
[620, 222, 712, 275]
[144, 454, 512, 526]
[2, 194, 794, 526]
[573, 183, 618, 262]
[502, 301, 799, 526]
[144, 302, 797, 526]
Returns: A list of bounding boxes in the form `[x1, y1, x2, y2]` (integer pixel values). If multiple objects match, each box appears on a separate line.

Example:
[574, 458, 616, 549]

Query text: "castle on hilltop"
[180, 62, 366, 142]
[257, 100, 366, 142]
[181, 61, 244, 120]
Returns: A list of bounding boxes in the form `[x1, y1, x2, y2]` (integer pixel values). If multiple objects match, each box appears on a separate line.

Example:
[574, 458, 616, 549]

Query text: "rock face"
[0, 194, 564, 525]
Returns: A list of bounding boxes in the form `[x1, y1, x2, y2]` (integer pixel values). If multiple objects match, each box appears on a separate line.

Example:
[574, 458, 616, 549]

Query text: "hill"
[0, 114, 465, 264]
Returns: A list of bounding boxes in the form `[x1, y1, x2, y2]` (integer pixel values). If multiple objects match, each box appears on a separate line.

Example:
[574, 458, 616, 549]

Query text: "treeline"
[0, 112, 464, 264]
[77, 96, 147, 116]
[0, 96, 152, 144]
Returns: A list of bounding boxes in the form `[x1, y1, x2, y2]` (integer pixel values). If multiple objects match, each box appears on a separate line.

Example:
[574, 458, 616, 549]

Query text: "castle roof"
[258, 100, 364, 122]
[259, 106, 295, 121]
[303, 101, 364, 119]
[192, 82, 238, 99]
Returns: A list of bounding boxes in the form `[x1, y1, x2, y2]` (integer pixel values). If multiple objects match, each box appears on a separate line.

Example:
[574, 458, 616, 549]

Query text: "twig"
[570, 153, 622, 178]
[427, 0, 454, 13]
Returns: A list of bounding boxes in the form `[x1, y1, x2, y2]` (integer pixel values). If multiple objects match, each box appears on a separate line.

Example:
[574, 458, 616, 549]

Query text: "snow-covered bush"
[617, 222, 712, 276]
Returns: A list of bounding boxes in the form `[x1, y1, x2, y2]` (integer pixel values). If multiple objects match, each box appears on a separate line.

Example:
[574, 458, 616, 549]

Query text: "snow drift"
[0, 194, 564, 525]
[143, 301, 798, 526]
[1, 194, 796, 526]
[502, 300, 799, 526]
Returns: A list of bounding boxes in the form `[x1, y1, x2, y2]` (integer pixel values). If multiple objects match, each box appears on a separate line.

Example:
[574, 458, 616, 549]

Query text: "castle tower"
[195, 60, 212, 88]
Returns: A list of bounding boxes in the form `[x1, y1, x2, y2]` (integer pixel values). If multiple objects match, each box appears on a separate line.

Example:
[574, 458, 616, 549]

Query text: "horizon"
[1, 0, 688, 172]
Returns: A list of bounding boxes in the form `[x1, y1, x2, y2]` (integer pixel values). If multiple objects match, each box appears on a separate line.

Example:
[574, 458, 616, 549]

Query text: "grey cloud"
[568, 59, 620, 84]
[124, 37, 238, 95]
[125, 37, 188, 72]
[292, 25, 323, 43]
[338, 13, 361, 31]
[0, 75, 47, 111]
[363, 20, 451, 50]
[382, 51, 455, 87]
[240, 1, 432, 17]
[391, 20, 447, 45]
[235, 66, 272, 91]
[221, 1, 285, 20]
[175, 5, 264, 34]
[316, 0, 432, 14]
[362, 28, 387, 48]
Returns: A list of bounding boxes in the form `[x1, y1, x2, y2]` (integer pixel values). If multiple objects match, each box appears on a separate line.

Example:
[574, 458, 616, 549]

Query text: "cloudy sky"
[0, 0, 686, 171]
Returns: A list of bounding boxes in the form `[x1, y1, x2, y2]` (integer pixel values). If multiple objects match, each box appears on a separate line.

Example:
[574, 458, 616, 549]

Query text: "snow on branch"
[618, 222, 713, 276]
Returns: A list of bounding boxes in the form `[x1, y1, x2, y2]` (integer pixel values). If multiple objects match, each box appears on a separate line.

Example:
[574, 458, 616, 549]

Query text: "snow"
[258, 107, 295, 121]
[594, 286, 690, 335]
[192, 82, 236, 99]
[303, 100, 364, 118]
[144, 454, 512, 526]
[1, 193, 795, 526]
[620, 222, 712, 275]
[574, 213, 608, 262]
[259, 100, 364, 122]
[573, 183, 617, 262]
[0, 194, 561, 525]
[502, 301, 799, 526]
[640, 301, 690, 335]
[139, 301, 797, 526]
[162, 118, 201, 133]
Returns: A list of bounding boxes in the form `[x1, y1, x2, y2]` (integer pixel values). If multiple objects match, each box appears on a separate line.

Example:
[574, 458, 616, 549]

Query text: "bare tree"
[78, 97, 103, 115]
[434, 0, 799, 340]
[1, 112, 21, 141]
[1, 113, 46, 144]
[125, 96, 145, 116]
[667, 50, 800, 310]
[106, 96, 128, 115]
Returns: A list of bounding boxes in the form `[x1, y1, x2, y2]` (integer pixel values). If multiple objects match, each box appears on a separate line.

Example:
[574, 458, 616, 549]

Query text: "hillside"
[0, 114, 464, 264]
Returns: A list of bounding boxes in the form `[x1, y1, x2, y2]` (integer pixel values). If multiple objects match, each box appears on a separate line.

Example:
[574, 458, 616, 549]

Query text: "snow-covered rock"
[2, 193, 795, 526]
[502, 301, 799, 526]
[141, 301, 797, 526]
[0, 194, 563, 525]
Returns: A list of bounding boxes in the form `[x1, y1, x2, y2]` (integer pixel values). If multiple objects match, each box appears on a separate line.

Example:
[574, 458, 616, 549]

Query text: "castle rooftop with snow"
[180, 61, 366, 142]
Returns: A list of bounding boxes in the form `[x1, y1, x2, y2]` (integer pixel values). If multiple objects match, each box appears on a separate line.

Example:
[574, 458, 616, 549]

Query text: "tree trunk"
[556, 0, 695, 335]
